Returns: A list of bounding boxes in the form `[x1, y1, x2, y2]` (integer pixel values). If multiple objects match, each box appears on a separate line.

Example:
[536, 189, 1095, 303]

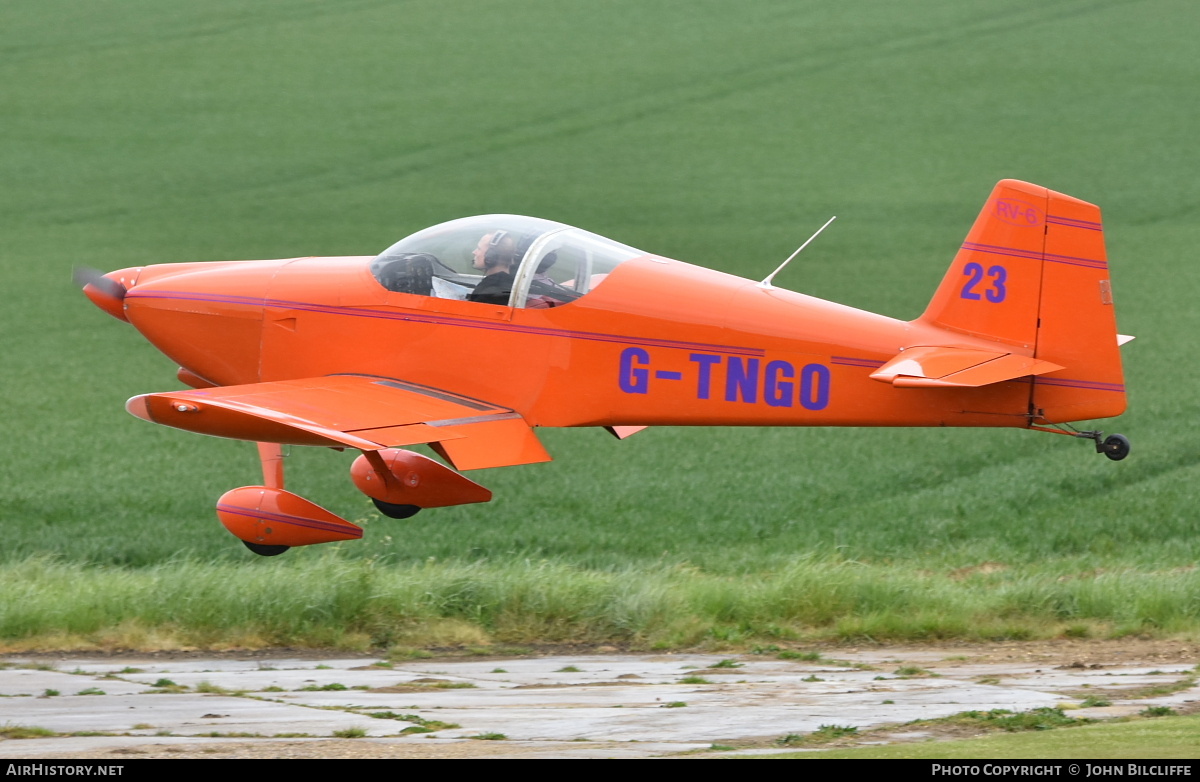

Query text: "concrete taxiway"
[0, 645, 1196, 758]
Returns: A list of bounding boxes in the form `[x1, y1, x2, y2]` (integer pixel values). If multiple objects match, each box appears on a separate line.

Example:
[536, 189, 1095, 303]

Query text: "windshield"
[371, 215, 644, 308]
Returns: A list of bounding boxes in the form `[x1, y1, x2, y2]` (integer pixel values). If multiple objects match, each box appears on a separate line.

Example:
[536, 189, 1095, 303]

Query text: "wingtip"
[125, 394, 152, 422]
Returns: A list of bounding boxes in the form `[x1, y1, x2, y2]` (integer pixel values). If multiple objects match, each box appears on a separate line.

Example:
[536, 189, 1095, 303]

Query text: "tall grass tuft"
[2, 554, 1198, 650]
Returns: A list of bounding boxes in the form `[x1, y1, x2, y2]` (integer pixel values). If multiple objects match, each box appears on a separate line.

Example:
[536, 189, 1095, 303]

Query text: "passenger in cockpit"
[467, 230, 517, 305]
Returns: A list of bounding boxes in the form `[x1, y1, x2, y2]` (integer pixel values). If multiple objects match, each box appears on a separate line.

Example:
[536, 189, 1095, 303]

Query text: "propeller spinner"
[74, 266, 129, 322]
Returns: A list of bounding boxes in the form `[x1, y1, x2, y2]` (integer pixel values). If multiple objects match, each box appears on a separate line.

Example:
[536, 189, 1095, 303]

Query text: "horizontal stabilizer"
[127, 374, 551, 470]
[605, 425, 648, 440]
[870, 346, 1063, 388]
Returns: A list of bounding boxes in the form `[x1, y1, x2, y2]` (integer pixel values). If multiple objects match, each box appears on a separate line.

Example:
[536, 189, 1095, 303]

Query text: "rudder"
[1031, 187, 1127, 423]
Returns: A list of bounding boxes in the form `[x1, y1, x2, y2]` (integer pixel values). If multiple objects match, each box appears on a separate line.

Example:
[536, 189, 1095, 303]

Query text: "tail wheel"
[372, 499, 421, 519]
[1102, 433, 1131, 461]
[243, 541, 290, 557]
[1072, 430, 1132, 461]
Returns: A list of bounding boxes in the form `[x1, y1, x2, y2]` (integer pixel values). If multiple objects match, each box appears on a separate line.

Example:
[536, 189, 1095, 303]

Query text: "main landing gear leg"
[240, 442, 292, 557]
[258, 442, 287, 489]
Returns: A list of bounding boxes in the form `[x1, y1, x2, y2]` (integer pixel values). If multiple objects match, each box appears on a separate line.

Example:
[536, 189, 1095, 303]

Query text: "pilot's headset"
[483, 230, 514, 269]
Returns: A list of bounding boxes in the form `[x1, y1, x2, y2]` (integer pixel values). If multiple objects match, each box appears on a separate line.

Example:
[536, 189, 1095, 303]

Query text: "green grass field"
[2, 0, 1199, 648]
[763, 714, 1200, 760]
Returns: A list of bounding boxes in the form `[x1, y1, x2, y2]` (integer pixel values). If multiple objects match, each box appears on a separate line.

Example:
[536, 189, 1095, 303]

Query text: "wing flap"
[126, 374, 549, 469]
[431, 415, 552, 471]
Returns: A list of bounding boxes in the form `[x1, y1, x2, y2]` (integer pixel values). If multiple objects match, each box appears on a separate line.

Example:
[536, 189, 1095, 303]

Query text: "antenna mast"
[758, 215, 837, 289]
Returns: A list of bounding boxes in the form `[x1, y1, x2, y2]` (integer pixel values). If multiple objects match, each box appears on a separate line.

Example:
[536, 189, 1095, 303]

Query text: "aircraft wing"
[869, 346, 1064, 388]
[125, 374, 551, 470]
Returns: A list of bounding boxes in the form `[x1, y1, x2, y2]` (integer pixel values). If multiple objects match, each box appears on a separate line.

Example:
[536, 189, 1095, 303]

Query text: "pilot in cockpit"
[466, 230, 518, 305]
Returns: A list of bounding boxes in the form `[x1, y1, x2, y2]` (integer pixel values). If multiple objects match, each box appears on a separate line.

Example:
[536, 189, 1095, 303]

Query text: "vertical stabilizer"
[918, 180, 1127, 424]
[920, 179, 1049, 349]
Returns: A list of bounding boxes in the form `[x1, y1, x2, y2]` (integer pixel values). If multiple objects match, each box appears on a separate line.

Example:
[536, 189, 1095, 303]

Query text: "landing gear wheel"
[372, 499, 421, 519]
[1102, 433, 1131, 461]
[242, 540, 290, 557]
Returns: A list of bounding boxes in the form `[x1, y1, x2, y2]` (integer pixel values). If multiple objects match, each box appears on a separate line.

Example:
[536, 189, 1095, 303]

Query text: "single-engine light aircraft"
[80, 180, 1131, 556]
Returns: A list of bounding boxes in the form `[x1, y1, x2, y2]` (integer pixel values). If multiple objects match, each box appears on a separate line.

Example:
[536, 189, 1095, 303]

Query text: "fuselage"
[113, 251, 1036, 431]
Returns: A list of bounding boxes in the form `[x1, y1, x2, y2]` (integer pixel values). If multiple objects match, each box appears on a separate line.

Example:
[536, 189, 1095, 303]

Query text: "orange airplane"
[79, 179, 1131, 556]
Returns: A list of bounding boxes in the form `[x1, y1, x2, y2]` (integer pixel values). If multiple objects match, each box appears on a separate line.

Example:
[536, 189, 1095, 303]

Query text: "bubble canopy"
[370, 215, 645, 309]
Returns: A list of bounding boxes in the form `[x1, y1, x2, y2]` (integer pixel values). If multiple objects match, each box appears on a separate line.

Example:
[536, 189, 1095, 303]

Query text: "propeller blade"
[73, 266, 127, 301]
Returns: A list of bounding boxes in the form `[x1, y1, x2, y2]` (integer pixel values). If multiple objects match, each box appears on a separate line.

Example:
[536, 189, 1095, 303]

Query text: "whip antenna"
[758, 215, 837, 289]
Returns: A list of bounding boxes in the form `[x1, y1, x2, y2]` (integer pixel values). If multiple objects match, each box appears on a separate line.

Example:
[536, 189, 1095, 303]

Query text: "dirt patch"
[88, 739, 572, 760]
[6, 637, 1194, 666]
[836, 638, 1199, 668]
